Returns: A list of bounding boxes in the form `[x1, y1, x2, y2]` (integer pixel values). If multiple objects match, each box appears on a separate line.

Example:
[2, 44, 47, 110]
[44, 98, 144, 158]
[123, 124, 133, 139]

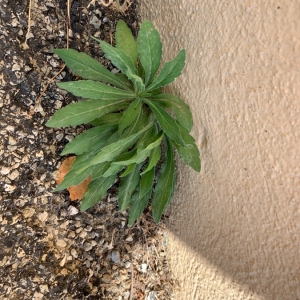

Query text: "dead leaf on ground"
[56, 156, 91, 201]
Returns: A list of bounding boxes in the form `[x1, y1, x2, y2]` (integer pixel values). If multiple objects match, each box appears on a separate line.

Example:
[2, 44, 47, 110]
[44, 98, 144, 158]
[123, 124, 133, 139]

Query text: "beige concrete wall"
[140, 1, 300, 299]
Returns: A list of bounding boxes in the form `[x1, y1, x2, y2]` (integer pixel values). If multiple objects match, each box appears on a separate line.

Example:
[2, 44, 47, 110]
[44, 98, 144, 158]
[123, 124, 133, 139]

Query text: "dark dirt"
[0, 0, 175, 299]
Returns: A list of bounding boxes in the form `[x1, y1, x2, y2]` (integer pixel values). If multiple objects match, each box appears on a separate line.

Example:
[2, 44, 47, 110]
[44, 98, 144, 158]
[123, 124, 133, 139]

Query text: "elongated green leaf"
[90, 121, 154, 165]
[53, 49, 129, 90]
[137, 20, 162, 85]
[114, 132, 164, 165]
[144, 99, 185, 146]
[102, 163, 124, 177]
[61, 125, 117, 156]
[46, 99, 128, 128]
[178, 122, 196, 145]
[95, 38, 137, 75]
[139, 131, 164, 151]
[115, 73, 133, 89]
[172, 140, 201, 172]
[151, 93, 193, 131]
[125, 70, 145, 92]
[91, 162, 111, 180]
[115, 149, 137, 162]
[141, 146, 161, 175]
[118, 164, 141, 211]
[118, 98, 142, 135]
[89, 113, 123, 127]
[57, 80, 135, 100]
[80, 175, 116, 211]
[120, 163, 135, 177]
[146, 49, 186, 92]
[139, 167, 155, 199]
[115, 20, 138, 64]
[102, 149, 136, 177]
[128, 189, 151, 226]
[152, 138, 175, 223]
[121, 106, 147, 138]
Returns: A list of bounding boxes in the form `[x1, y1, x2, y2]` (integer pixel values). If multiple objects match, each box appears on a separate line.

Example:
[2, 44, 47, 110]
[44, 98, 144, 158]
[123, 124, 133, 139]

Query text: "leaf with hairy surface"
[61, 124, 117, 156]
[152, 138, 175, 223]
[140, 146, 161, 175]
[89, 121, 154, 165]
[57, 80, 135, 100]
[81, 175, 117, 211]
[128, 189, 151, 226]
[118, 164, 141, 211]
[151, 93, 193, 131]
[137, 20, 162, 85]
[46, 99, 128, 127]
[143, 99, 185, 146]
[89, 113, 123, 127]
[53, 49, 129, 90]
[115, 20, 138, 65]
[146, 49, 186, 92]
[118, 98, 142, 135]
[95, 39, 137, 75]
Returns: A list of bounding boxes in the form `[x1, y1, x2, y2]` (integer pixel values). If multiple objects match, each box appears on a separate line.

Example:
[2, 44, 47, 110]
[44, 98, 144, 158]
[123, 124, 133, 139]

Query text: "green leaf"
[121, 106, 147, 138]
[139, 167, 155, 199]
[113, 132, 163, 165]
[137, 20, 162, 86]
[146, 49, 186, 92]
[138, 131, 164, 151]
[89, 113, 123, 127]
[91, 162, 111, 180]
[115, 149, 137, 162]
[90, 121, 154, 165]
[115, 20, 138, 65]
[120, 163, 135, 177]
[151, 93, 193, 131]
[61, 124, 117, 156]
[143, 99, 185, 146]
[102, 163, 124, 177]
[53, 49, 129, 90]
[118, 164, 141, 211]
[95, 38, 137, 75]
[125, 70, 145, 92]
[80, 175, 116, 211]
[141, 146, 161, 175]
[171, 140, 201, 172]
[57, 80, 135, 100]
[128, 189, 151, 226]
[115, 73, 133, 89]
[118, 98, 142, 135]
[152, 138, 175, 223]
[103, 149, 137, 177]
[46, 99, 128, 128]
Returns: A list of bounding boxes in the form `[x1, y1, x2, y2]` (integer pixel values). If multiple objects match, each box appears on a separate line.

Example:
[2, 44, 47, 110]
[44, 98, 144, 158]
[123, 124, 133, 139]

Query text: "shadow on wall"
[139, 1, 300, 299]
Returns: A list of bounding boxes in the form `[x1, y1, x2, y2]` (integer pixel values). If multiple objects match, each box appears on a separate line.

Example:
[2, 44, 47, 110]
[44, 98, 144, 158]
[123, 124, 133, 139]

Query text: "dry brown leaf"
[56, 156, 91, 201]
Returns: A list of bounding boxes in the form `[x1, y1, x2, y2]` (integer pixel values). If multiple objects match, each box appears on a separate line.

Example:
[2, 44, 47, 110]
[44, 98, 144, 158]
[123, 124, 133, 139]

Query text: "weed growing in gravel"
[46, 20, 200, 224]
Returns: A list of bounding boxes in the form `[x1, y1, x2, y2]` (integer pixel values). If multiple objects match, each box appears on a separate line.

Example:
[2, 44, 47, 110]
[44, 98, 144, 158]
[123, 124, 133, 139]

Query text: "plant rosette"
[46, 20, 200, 225]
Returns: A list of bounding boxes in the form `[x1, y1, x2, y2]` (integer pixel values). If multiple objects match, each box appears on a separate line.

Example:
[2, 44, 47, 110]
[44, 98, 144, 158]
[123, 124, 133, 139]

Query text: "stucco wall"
[140, 1, 300, 299]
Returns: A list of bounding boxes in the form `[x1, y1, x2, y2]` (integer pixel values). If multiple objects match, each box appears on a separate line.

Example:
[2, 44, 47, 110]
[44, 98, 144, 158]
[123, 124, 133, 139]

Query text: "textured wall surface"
[140, 1, 300, 299]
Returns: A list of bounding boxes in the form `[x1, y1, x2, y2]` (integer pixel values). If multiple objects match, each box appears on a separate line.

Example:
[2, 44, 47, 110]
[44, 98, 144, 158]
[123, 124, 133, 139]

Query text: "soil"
[0, 0, 176, 299]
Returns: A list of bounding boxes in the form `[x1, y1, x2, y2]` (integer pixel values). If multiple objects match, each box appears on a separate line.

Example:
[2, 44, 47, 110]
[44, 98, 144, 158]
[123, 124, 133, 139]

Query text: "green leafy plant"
[46, 20, 200, 224]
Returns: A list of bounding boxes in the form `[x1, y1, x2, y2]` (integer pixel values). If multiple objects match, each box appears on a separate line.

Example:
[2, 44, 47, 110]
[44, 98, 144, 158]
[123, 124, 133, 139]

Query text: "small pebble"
[84, 242, 93, 251]
[141, 263, 147, 273]
[38, 211, 48, 222]
[57, 239, 67, 248]
[111, 250, 121, 264]
[68, 206, 79, 216]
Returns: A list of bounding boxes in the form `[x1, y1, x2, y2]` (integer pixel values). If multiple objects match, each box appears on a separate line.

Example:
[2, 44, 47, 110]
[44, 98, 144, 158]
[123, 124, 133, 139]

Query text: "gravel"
[0, 0, 176, 298]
